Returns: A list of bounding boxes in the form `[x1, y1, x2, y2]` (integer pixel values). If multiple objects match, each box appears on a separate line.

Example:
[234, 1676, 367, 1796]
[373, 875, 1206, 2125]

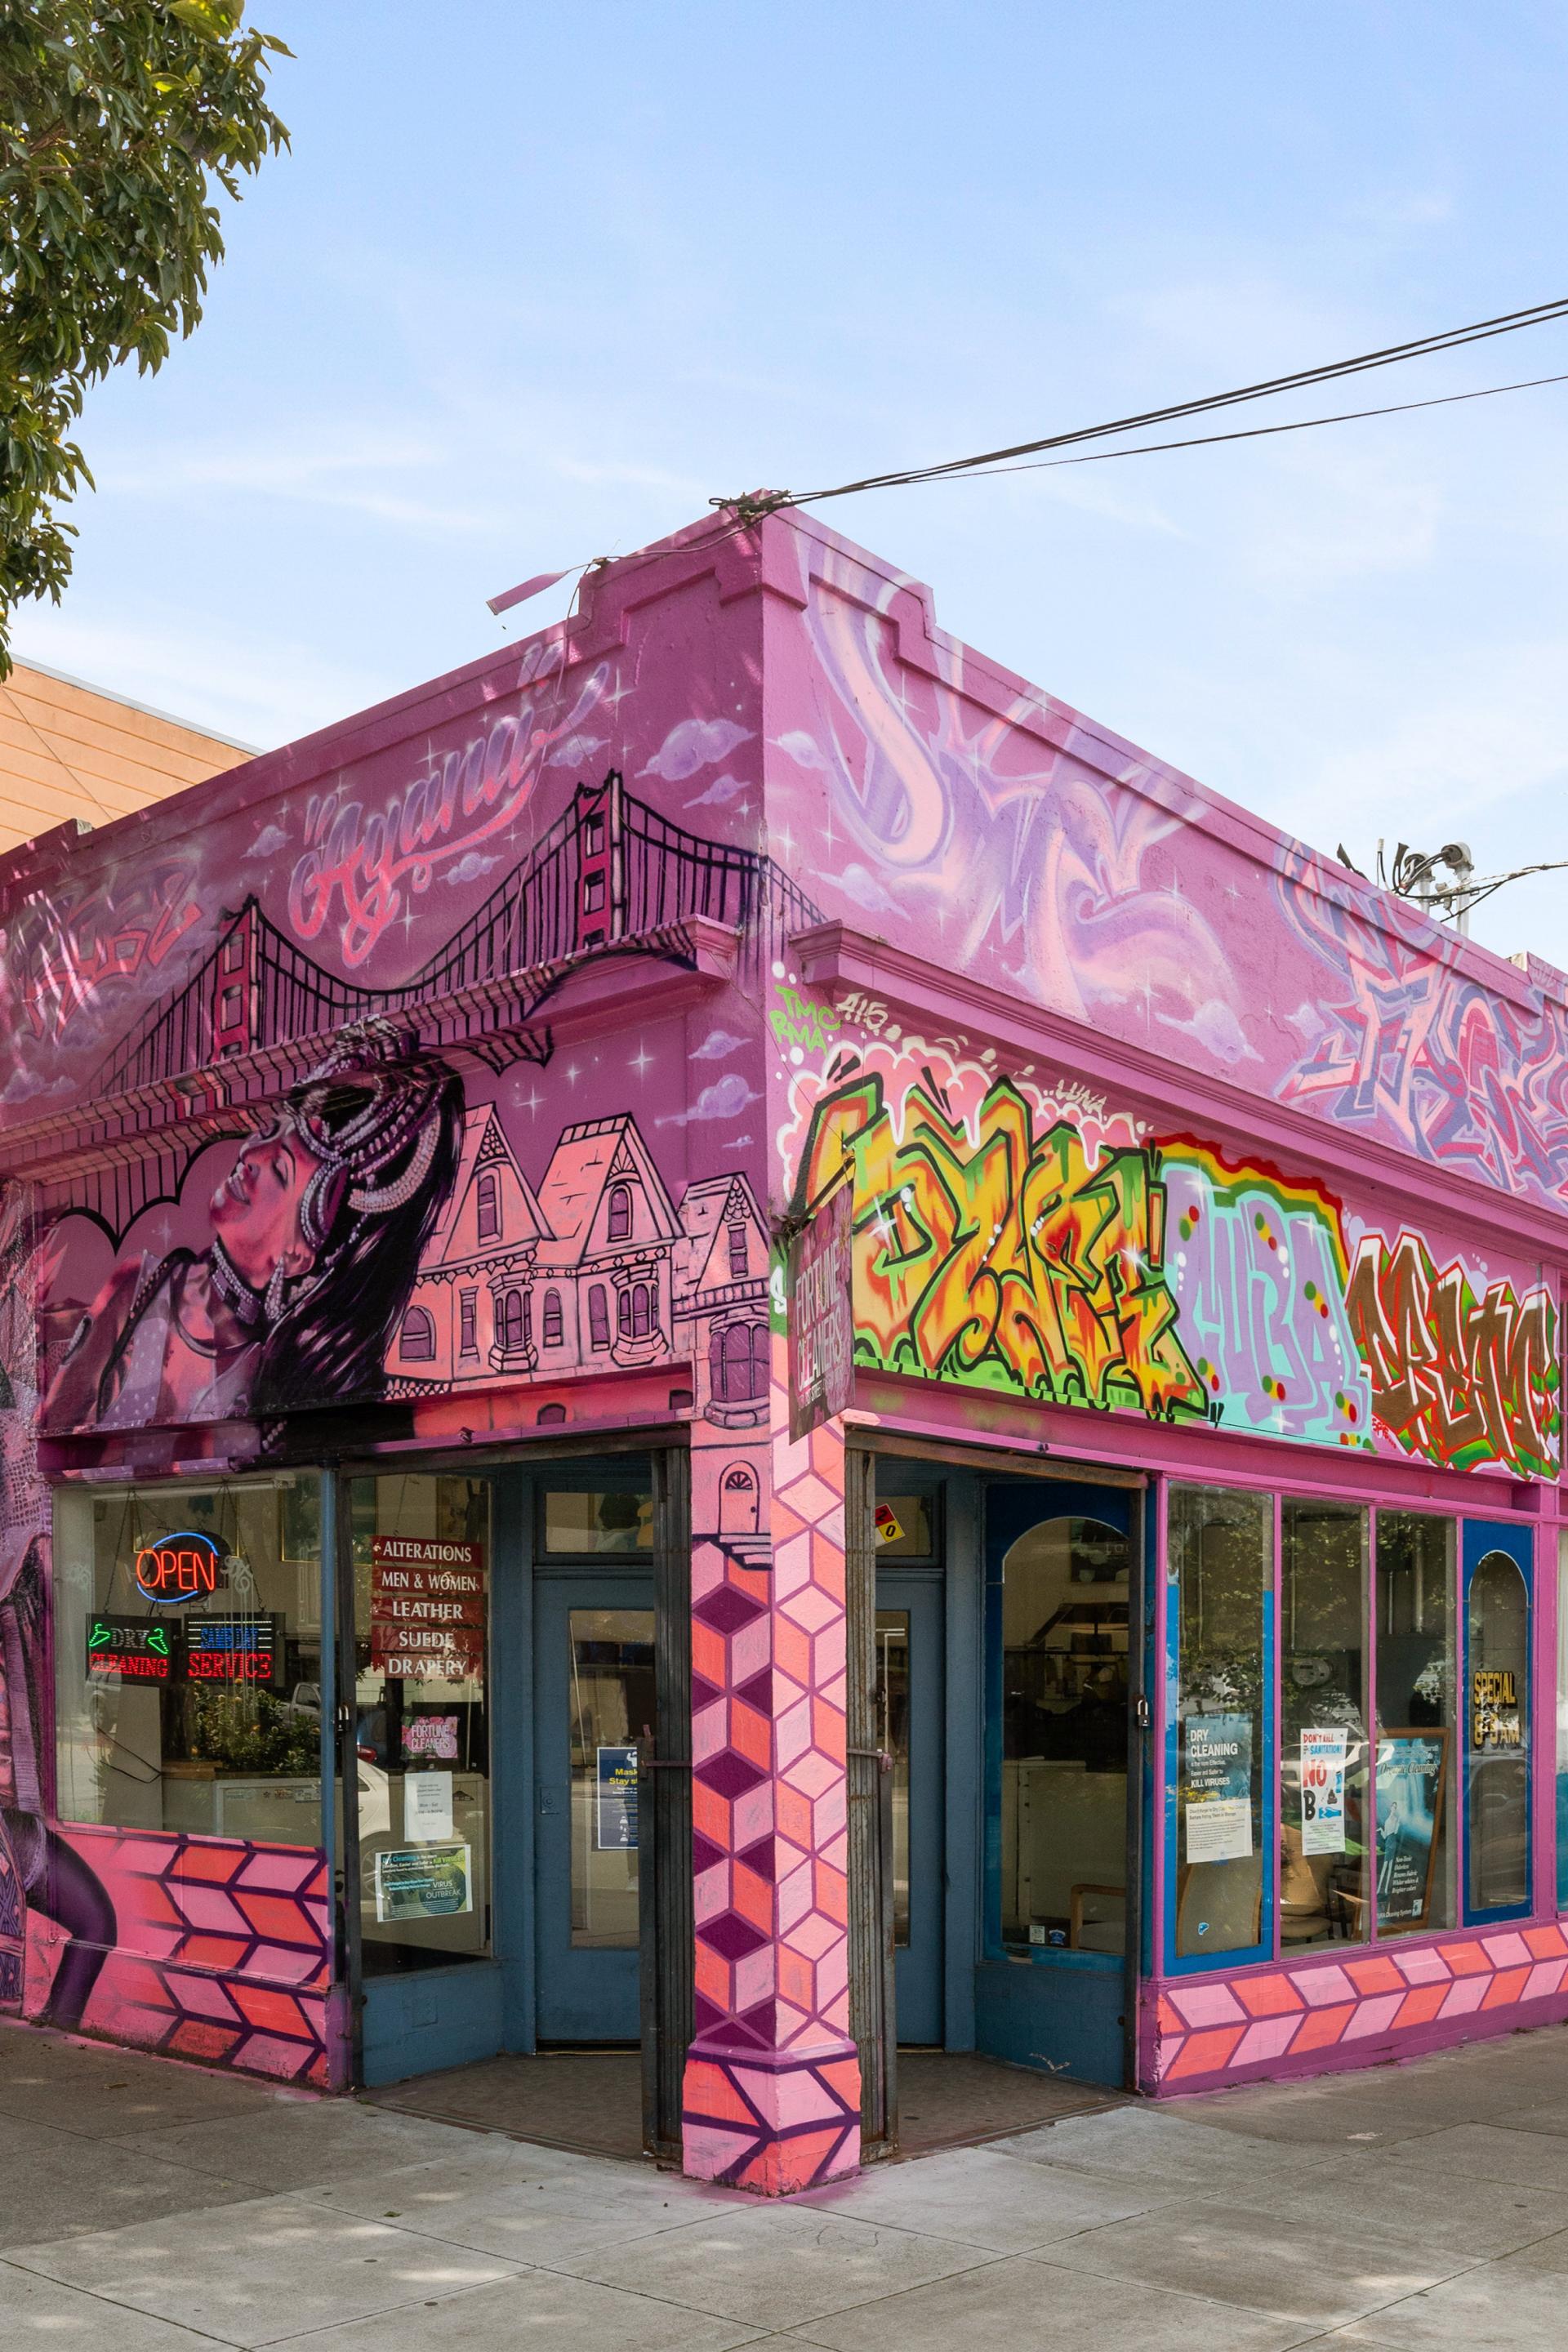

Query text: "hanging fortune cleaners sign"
[788, 1181, 854, 1440]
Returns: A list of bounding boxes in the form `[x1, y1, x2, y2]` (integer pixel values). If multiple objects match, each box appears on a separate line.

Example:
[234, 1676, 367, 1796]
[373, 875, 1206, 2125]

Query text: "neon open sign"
[134, 1530, 224, 1603]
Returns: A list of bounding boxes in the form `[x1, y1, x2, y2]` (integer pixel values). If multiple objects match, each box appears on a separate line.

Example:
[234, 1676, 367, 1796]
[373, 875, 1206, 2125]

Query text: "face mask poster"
[1183, 1713, 1253, 1864]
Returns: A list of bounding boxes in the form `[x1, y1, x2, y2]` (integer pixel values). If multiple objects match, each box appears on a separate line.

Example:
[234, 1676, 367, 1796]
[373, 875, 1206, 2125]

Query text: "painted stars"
[630, 1040, 654, 1080]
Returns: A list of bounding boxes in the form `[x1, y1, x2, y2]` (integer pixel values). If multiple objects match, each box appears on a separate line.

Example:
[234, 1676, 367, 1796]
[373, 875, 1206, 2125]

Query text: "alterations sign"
[370, 1539, 486, 1682]
[788, 1182, 855, 1440]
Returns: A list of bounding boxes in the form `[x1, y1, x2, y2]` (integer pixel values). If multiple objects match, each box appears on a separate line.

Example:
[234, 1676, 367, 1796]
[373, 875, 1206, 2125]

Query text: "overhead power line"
[942, 367, 1568, 486]
[779, 292, 1568, 507]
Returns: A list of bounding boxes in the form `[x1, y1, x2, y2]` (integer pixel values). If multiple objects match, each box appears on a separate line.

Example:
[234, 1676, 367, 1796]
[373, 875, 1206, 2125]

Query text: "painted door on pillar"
[979, 1481, 1134, 2087]
[534, 1573, 655, 2040]
[875, 1573, 944, 2046]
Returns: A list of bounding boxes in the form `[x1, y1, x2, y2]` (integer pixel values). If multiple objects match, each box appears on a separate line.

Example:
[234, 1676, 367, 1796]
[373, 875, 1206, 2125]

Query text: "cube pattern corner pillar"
[680, 1365, 859, 2191]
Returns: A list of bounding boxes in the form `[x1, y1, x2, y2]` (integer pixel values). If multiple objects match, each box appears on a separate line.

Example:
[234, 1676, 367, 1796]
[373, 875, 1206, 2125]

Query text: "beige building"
[0, 658, 252, 857]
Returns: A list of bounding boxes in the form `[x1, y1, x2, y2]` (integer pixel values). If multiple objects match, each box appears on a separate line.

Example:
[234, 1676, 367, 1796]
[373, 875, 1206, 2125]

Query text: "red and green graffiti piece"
[1347, 1232, 1560, 1480]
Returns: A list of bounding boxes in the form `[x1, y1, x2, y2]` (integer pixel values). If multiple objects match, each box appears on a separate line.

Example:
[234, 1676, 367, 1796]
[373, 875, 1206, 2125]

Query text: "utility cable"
[925, 367, 1568, 488]
[780, 292, 1568, 506]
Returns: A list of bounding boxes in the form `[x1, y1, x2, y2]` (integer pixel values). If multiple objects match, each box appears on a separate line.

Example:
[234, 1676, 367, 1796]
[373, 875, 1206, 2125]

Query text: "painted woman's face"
[209, 1123, 328, 1286]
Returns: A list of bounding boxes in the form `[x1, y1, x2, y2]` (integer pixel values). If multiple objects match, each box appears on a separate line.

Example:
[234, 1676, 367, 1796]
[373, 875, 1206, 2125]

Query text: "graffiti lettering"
[769, 985, 840, 1054]
[287, 666, 609, 965]
[798, 1069, 1207, 1419]
[1345, 1232, 1560, 1479]
[20, 868, 202, 1042]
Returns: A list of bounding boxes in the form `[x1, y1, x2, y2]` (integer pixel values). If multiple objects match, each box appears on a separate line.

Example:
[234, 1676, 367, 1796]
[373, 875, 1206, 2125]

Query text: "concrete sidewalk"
[4, 2020, 1568, 2347]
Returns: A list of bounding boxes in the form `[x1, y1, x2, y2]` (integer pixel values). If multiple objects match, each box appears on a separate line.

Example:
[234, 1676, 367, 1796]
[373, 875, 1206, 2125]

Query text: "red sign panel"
[788, 1181, 855, 1440]
[370, 1539, 486, 1682]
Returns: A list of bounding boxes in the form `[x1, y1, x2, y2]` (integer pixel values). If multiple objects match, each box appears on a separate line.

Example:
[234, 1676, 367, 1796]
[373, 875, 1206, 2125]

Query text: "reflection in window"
[1000, 1516, 1129, 1956]
[497, 1289, 528, 1354]
[543, 1490, 654, 1553]
[399, 1305, 435, 1361]
[568, 1610, 654, 1946]
[1468, 1549, 1530, 1916]
[1280, 1501, 1369, 1948]
[458, 1291, 478, 1356]
[607, 1184, 631, 1242]
[875, 1612, 911, 1944]
[542, 1288, 564, 1348]
[351, 1473, 492, 1977]
[1172, 1485, 1269, 1959]
[53, 1478, 323, 1850]
[1376, 1513, 1456, 1936]
[588, 1285, 611, 1351]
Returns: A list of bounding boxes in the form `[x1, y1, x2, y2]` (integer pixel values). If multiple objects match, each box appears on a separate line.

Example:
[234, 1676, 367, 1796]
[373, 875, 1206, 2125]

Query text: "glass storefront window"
[875, 1610, 911, 1944]
[1171, 1485, 1269, 1960]
[352, 1473, 492, 1973]
[1375, 1512, 1457, 1936]
[1559, 1531, 1568, 1912]
[1280, 1500, 1369, 1948]
[873, 1494, 934, 1559]
[1000, 1515, 1129, 1956]
[1466, 1546, 1530, 1917]
[543, 1490, 653, 1553]
[53, 1477, 323, 1846]
[568, 1608, 654, 1946]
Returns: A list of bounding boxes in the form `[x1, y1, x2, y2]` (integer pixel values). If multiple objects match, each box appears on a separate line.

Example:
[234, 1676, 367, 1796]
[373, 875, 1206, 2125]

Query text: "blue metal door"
[876, 1571, 944, 2045]
[978, 1480, 1135, 2087]
[534, 1571, 656, 2040]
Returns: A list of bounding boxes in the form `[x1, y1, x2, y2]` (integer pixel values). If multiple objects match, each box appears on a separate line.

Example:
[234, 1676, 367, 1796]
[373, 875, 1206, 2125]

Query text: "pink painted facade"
[0, 506, 1565, 2185]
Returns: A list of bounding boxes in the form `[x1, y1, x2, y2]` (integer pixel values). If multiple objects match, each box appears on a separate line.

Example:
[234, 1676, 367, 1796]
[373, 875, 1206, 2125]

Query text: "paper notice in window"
[405, 1771, 454, 1843]
[1300, 1726, 1348, 1856]
[1183, 1713, 1253, 1863]
[1185, 1795, 1253, 1864]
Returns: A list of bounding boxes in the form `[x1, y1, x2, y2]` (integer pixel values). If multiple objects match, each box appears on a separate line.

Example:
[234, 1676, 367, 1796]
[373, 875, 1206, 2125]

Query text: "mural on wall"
[765, 524, 1568, 1219]
[775, 991, 1559, 1481]
[44, 1025, 465, 1437]
[394, 1105, 770, 1423]
[1346, 1232, 1559, 1481]
[0, 1192, 118, 2035]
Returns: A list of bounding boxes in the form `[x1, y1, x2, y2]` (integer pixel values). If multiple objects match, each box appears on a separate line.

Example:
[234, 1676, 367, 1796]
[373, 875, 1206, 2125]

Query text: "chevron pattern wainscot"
[1149, 1923, 1568, 2091]
[24, 1827, 335, 2085]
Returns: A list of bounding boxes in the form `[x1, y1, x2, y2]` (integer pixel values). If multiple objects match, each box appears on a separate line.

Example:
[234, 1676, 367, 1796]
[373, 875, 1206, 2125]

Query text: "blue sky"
[16, 1, 1568, 965]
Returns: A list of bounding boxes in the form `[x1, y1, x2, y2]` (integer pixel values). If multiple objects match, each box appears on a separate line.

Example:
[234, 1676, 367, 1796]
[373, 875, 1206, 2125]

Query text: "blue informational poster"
[595, 1744, 639, 1851]
[1375, 1731, 1448, 1929]
[1183, 1712, 1254, 1864]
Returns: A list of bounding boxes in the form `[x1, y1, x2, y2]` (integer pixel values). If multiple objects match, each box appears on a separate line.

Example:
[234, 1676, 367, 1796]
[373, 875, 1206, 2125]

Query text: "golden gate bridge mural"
[94, 772, 822, 1100]
[54, 776, 822, 1241]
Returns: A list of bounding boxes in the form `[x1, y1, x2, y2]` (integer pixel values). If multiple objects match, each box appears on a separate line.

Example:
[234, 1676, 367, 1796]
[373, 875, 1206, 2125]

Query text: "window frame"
[1158, 1488, 1541, 1976]
[1462, 1519, 1535, 1928]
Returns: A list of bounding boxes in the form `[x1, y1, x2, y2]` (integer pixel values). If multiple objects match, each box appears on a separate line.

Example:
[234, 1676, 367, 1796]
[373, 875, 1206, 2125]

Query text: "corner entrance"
[347, 1451, 691, 2153]
[849, 1449, 1144, 2143]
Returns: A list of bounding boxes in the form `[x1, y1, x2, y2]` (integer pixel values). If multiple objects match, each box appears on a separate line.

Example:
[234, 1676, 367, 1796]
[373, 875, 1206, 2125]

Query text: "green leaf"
[0, 0, 289, 675]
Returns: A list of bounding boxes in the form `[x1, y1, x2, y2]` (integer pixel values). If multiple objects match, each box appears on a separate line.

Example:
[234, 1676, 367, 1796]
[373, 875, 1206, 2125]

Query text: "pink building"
[2, 507, 1566, 2194]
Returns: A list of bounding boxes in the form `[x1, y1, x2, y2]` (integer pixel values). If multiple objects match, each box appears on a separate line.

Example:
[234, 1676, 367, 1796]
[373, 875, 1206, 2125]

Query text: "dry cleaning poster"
[1184, 1713, 1253, 1863]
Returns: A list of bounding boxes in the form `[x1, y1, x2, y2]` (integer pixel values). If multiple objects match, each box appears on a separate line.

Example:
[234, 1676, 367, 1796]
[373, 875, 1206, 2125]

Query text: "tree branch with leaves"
[0, 0, 288, 672]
